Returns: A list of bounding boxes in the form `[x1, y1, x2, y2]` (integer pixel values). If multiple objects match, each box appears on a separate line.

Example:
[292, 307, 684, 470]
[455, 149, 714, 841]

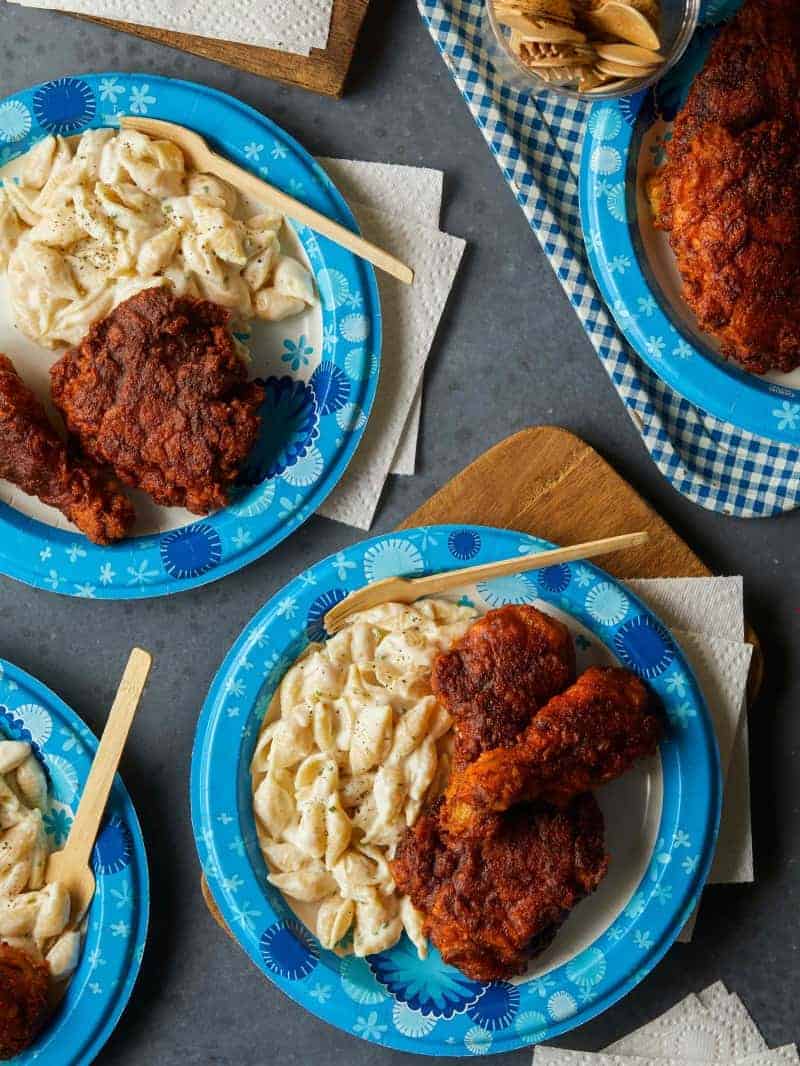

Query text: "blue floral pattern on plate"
[160, 524, 222, 580]
[0, 73, 381, 599]
[370, 939, 484, 1019]
[238, 377, 319, 484]
[190, 525, 721, 1056]
[580, 1, 800, 444]
[33, 77, 96, 134]
[0, 659, 148, 1066]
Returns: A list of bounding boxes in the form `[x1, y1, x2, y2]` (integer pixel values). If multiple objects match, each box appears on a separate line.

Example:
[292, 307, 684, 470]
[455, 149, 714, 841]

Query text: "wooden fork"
[323, 531, 649, 634]
[45, 648, 151, 927]
[120, 116, 414, 286]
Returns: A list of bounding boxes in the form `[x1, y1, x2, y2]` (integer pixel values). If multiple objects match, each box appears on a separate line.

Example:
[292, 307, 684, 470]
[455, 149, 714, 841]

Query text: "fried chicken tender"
[0, 354, 134, 544]
[651, 0, 800, 374]
[50, 288, 264, 513]
[442, 666, 663, 836]
[432, 604, 576, 771]
[393, 794, 608, 981]
[0, 942, 50, 1059]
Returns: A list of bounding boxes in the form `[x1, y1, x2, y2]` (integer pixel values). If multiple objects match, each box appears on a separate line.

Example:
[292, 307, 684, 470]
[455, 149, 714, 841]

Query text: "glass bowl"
[484, 0, 700, 100]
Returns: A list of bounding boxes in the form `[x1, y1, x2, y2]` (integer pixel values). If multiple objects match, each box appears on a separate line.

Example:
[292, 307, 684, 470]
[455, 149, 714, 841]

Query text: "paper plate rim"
[0, 71, 382, 599]
[0, 658, 149, 1066]
[579, 71, 800, 445]
[190, 524, 722, 1056]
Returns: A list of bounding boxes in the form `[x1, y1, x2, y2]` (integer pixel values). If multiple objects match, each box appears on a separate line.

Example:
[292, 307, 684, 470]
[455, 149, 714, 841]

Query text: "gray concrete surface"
[0, 2, 798, 1062]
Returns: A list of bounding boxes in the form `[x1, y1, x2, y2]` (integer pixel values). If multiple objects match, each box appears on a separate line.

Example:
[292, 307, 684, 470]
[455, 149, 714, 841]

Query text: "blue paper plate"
[0, 73, 381, 598]
[580, 0, 800, 445]
[0, 659, 148, 1066]
[191, 525, 721, 1056]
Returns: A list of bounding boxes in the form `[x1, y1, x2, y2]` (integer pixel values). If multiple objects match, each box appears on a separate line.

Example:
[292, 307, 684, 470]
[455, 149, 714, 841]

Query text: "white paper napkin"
[317, 159, 444, 228]
[535, 1049, 796, 1066]
[672, 630, 751, 788]
[627, 577, 744, 642]
[624, 578, 754, 941]
[3, 0, 333, 54]
[699, 981, 733, 1011]
[605, 986, 766, 1058]
[533, 982, 797, 1066]
[604, 993, 709, 1054]
[318, 204, 465, 528]
[712, 708, 753, 884]
[316, 158, 446, 478]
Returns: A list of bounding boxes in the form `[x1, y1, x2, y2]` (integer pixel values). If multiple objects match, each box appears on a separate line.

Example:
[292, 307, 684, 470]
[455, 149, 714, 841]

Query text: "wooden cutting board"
[80, 0, 370, 98]
[201, 425, 762, 934]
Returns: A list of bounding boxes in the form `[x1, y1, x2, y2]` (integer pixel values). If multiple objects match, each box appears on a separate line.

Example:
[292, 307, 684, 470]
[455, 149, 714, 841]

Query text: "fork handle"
[63, 649, 151, 869]
[400, 531, 650, 600]
[204, 154, 414, 286]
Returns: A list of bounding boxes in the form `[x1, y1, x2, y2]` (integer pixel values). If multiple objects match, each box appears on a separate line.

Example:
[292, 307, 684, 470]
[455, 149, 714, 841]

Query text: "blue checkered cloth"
[418, 0, 800, 517]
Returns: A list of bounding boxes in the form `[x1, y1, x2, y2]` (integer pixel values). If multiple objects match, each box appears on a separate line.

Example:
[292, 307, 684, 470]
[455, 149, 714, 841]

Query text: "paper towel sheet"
[627, 577, 744, 642]
[712, 706, 753, 883]
[672, 631, 752, 800]
[317, 158, 446, 478]
[699, 981, 731, 1011]
[5, 0, 334, 54]
[671, 629, 749, 940]
[394, 385, 424, 476]
[679, 697, 755, 939]
[624, 578, 753, 943]
[319, 208, 465, 528]
[317, 159, 444, 227]
[604, 985, 766, 1059]
[593, 983, 793, 1066]
[535, 1050, 796, 1066]
[604, 994, 708, 1054]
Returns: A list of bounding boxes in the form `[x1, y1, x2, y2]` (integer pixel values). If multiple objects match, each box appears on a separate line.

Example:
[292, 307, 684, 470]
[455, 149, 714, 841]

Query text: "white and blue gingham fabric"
[418, 0, 800, 517]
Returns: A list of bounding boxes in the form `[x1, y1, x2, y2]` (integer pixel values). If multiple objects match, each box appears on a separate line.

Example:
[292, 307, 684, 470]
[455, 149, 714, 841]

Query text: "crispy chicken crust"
[393, 794, 608, 982]
[393, 607, 663, 982]
[441, 666, 663, 837]
[0, 943, 50, 1059]
[432, 604, 576, 771]
[0, 354, 134, 544]
[51, 288, 264, 513]
[652, 0, 800, 374]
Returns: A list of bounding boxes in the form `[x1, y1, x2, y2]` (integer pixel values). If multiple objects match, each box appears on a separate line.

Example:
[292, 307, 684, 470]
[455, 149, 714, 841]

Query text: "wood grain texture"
[79, 0, 370, 98]
[399, 426, 704, 576]
[200, 426, 762, 927]
[397, 426, 762, 700]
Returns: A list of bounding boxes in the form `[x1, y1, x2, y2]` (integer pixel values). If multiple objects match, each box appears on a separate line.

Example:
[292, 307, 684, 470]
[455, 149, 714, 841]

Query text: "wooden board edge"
[77, 0, 371, 98]
[201, 872, 236, 940]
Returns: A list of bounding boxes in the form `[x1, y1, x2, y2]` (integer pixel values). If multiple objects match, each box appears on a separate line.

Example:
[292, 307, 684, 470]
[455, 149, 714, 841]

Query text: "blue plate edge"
[578, 94, 800, 447]
[190, 524, 723, 1056]
[0, 71, 383, 600]
[0, 658, 150, 1066]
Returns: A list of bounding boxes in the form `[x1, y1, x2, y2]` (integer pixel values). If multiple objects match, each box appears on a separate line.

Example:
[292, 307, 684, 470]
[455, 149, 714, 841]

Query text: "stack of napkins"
[624, 576, 753, 940]
[3, 0, 335, 54]
[534, 982, 796, 1065]
[316, 157, 466, 530]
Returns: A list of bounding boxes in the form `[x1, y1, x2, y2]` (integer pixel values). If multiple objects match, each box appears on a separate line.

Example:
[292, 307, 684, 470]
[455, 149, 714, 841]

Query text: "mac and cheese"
[0, 740, 81, 983]
[0, 128, 315, 348]
[251, 599, 478, 958]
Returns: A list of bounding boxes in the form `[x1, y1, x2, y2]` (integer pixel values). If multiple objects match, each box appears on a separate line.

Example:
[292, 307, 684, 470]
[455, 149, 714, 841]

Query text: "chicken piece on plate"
[0, 354, 134, 544]
[50, 288, 264, 514]
[393, 794, 608, 981]
[442, 666, 663, 836]
[650, 0, 800, 374]
[432, 604, 576, 771]
[0, 942, 50, 1059]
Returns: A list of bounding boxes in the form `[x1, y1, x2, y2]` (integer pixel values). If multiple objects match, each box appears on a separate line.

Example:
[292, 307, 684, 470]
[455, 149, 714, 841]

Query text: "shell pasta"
[251, 599, 478, 958]
[0, 740, 81, 983]
[0, 128, 315, 349]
